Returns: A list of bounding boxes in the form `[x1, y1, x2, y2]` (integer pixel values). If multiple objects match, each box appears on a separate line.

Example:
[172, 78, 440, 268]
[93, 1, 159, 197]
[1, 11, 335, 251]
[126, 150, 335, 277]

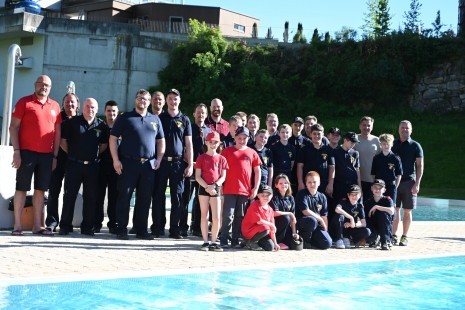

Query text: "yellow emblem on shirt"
[388, 163, 394, 170]
[317, 204, 322, 212]
[151, 122, 158, 131]
[288, 151, 293, 158]
[322, 153, 328, 160]
[95, 129, 101, 137]
[262, 156, 268, 164]
[176, 121, 183, 128]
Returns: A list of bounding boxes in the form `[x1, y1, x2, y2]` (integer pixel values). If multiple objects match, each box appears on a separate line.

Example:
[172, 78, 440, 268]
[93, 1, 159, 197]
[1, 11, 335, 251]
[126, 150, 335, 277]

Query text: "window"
[234, 23, 245, 33]
[169, 16, 184, 32]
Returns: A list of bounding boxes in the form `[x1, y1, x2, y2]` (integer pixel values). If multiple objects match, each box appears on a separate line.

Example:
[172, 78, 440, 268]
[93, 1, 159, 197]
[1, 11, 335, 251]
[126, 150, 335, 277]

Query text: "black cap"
[329, 127, 341, 135]
[258, 185, 273, 195]
[235, 126, 250, 137]
[343, 131, 360, 143]
[293, 117, 304, 124]
[372, 179, 386, 187]
[167, 88, 180, 97]
[348, 184, 361, 194]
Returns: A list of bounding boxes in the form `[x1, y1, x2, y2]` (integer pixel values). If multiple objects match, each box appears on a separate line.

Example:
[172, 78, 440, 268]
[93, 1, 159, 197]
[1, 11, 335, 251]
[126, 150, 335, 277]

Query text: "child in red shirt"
[242, 185, 280, 251]
[195, 131, 228, 251]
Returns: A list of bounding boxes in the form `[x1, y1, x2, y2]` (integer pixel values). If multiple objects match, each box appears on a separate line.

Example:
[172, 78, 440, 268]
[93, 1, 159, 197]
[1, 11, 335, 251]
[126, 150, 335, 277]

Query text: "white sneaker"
[336, 239, 345, 249]
[343, 238, 351, 249]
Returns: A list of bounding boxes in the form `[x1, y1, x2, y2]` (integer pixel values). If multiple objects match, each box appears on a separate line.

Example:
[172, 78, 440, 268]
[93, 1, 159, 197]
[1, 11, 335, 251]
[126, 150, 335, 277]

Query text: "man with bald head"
[205, 98, 229, 140]
[10, 75, 61, 236]
[151, 91, 165, 116]
[58, 98, 108, 236]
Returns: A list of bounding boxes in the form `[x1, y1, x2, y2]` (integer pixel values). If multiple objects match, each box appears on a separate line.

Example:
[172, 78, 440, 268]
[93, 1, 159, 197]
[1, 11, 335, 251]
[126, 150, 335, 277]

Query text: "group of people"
[9, 75, 424, 252]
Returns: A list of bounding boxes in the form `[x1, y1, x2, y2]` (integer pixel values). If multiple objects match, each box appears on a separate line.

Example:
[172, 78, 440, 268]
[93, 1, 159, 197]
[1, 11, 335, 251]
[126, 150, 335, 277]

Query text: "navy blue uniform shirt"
[333, 146, 360, 185]
[289, 134, 311, 148]
[363, 195, 394, 214]
[159, 111, 191, 157]
[270, 141, 295, 176]
[252, 146, 273, 186]
[111, 110, 164, 159]
[295, 189, 328, 219]
[337, 198, 365, 222]
[270, 190, 295, 213]
[62, 115, 108, 161]
[371, 151, 403, 186]
[222, 133, 235, 148]
[192, 123, 211, 161]
[296, 143, 335, 183]
[392, 138, 423, 182]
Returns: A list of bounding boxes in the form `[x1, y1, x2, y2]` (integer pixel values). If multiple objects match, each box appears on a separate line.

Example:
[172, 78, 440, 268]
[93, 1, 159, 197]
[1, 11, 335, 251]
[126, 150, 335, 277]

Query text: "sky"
[184, 0, 459, 40]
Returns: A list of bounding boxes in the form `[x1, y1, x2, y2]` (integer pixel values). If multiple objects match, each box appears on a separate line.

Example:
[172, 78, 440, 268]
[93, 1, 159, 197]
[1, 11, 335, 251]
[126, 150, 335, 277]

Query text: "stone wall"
[410, 61, 465, 112]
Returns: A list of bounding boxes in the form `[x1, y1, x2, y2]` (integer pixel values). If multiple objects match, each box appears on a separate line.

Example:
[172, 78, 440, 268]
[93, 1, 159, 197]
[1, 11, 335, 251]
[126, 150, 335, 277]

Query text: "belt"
[122, 155, 152, 163]
[68, 157, 99, 165]
[163, 156, 182, 162]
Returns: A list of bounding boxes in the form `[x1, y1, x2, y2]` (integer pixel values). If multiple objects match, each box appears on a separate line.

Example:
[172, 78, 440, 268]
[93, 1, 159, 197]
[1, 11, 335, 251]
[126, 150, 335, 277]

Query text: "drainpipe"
[1, 44, 22, 146]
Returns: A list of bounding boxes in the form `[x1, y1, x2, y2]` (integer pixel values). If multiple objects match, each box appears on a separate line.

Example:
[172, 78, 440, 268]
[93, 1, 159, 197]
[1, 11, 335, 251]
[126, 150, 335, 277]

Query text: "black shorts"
[16, 150, 53, 191]
[198, 185, 221, 197]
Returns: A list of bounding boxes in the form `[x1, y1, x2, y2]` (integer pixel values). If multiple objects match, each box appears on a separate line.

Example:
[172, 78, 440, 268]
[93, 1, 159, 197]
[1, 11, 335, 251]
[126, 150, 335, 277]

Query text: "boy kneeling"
[332, 184, 371, 249]
[364, 179, 395, 250]
[241, 185, 280, 251]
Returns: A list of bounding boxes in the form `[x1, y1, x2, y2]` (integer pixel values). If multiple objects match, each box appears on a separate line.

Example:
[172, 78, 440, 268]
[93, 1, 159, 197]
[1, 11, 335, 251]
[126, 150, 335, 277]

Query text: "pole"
[1, 44, 22, 146]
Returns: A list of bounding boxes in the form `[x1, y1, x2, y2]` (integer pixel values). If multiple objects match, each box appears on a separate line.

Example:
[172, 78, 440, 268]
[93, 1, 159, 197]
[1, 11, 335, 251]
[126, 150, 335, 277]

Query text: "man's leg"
[32, 189, 46, 232]
[13, 191, 27, 231]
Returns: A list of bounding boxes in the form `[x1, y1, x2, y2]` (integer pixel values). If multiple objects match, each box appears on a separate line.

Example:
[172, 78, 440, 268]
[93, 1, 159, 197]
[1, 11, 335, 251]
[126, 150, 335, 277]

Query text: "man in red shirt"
[9, 75, 61, 235]
[205, 98, 229, 140]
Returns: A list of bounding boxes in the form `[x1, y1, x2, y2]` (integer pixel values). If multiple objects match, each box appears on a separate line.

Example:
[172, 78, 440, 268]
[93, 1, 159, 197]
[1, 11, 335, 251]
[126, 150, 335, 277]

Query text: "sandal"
[33, 228, 54, 236]
[11, 230, 24, 236]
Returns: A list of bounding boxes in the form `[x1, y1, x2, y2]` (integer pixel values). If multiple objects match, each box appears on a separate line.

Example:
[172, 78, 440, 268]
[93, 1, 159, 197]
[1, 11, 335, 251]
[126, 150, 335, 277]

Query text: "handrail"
[1, 44, 22, 146]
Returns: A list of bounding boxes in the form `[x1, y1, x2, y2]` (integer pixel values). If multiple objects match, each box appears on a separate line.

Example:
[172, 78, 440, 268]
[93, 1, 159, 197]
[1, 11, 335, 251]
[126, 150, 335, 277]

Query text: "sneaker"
[200, 242, 210, 251]
[246, 240, 263, 251]
[343, 238, 351, 249]
[369, 235, 380, 248]
[220, 242, 229, 249]
[209, 243, 223, 252]
[399, 235, 408, 246]
[230, 239, 241, 249]
[392, 234, 398, 245]
[381, 242, 391, 251]
[335, 239, 345, 249]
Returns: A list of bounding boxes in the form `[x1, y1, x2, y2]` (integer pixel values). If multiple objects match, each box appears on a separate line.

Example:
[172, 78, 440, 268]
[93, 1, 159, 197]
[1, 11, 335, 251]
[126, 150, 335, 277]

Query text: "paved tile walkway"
[1, 221, 464, 281]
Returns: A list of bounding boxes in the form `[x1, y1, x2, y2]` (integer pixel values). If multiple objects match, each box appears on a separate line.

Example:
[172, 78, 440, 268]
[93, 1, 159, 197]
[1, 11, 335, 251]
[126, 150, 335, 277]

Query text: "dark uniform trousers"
[46, 150, 67, 227]
[150, 169, 165, 234]
[366, 210, 392, 244]
[180, 177, 201, 233]
[95, 159, 118, 230]
[297, 216, 332, 249]
[153, 159, 186, 235]
[116, 158, 154, 235]
[330, 215, 371, 244]
[59, 160, 99, 231]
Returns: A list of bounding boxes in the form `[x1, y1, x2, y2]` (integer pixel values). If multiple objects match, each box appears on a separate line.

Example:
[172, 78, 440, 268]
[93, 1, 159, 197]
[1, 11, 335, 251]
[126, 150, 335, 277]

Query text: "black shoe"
[169, 233, 184, 240]
[81, 230, 95, 236]
[230, 238, 240, 249]
[108, 227, 117, 234]
[92, 227, 101, 233]
[180, 230, 188, 237]
[191, 230, 202, 237]
[150, 231, 160, 238]
[128, 228, 136, 234]
[136, 233, 155, 240]
[58, 229, 70, 235]
[117, 233, 129, 240]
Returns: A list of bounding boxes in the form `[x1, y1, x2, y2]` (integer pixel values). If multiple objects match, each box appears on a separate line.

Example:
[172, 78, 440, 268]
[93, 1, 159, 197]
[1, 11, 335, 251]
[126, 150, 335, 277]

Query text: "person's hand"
[249, 186, 258, 199]
[349, 217, 356, 228]
[369, 206, 377, 217]
[325, 183, 333, 197]
[154, 160, 161, 170]
[113, 160, 123, 175]
[52, 158, 57, 171]
[298, 183, 305, 191]
[274, 242, 281, 251]
[11, 151, 21, 169]
[412, 182, 420, 195]
[319, 219, 327, 231]
[184, 165, 193, 177]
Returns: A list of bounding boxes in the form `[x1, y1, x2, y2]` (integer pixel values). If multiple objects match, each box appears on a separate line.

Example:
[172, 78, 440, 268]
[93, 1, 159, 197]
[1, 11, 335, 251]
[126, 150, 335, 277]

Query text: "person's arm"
[395, 175, 402, 189]
[326, 164, 335, 197]
[250, 165, 261, 199]
[52, 123, 61, 170]
[9, 117, 22, 169]
[215, 168, 227, 187]
[359, 218, 367, 228]
[369, 204, 395, 217]
[99, 143, 107, 154]
[335, 205, 355, 228]
[184, 136, 193, 177]
[267, 167, 274, 187]
[195, 167, 215, 195]
[301, 209, 326, 230]
[412, 157, 424, 195]
[356, 168, 362, 195]
[155, 138, 165, 170]
[109, 135, 122, 175]
[60, 138, 68, 154]
[297, 163, 305, 190]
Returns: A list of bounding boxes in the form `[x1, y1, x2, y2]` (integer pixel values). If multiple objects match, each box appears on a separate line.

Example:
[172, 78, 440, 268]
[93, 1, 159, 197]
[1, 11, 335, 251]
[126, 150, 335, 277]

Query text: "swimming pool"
[1, 255, 464, 309]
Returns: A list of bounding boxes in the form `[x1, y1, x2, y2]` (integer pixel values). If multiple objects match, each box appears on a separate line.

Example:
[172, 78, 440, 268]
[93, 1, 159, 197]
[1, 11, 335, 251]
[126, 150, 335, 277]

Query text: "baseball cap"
[205, 131, 220, 142]
[348, 184, 361, 194]
[167, 88, 180, 97]
[258, 185, 273, 195]
[343, 131, 360, 143]
[235, 126, 250, 137]
[328, 127, 341, 135]
[293, 117, 304, 125]
[372, 179, 386, 187]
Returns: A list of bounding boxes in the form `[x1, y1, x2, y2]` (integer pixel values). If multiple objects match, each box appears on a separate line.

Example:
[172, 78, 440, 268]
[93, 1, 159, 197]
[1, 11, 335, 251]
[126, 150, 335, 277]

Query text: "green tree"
[293, 23, 307, 43]
[432, 10, 445, 37]
[335, 26, 358, 42]
[311, 28, 320, 44]
[362, 0, 392, 38]
[403, 0, 423, 33]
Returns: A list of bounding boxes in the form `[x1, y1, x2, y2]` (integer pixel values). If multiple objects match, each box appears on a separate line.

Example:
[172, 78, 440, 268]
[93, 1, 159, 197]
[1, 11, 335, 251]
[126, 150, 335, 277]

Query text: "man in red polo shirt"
[205, 98, 229, 141]
[9, 75, 62, 236]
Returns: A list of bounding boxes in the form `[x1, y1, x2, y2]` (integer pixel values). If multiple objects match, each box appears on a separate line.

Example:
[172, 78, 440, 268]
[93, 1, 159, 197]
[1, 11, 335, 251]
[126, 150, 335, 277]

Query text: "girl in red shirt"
[195, 131, 228, 251]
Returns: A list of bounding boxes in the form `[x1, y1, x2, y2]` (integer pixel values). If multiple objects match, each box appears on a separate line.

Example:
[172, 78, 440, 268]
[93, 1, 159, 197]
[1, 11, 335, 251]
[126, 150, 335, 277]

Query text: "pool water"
[1, 255, 464, 309]
[414, 204, 464, 221]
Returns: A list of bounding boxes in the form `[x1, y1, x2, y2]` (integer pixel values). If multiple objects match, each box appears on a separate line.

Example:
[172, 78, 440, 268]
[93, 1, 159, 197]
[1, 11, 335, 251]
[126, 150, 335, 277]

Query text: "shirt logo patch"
[176, 121, 183, 128]
[388, 163, 394, 170]
[286, 203, 291, 211]
[262, 156, 268, 165]
[288, 151, 293, 158]
[350, 156, 355, 164]
[317, 204, 322, 212]
[151, 122, 158, 131]
[321, 153, 328, 160]
[95, 129, 101, 137]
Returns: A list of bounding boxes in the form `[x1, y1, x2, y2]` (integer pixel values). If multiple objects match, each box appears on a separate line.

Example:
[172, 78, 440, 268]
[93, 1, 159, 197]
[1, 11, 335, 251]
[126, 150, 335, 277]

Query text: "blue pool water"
[415, 200, 464, 221]
[1, 255, 464, 309]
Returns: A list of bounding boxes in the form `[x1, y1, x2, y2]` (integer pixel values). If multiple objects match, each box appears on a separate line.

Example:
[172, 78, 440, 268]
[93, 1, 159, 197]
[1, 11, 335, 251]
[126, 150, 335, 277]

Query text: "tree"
[324, 32, 331, 44]
[362, 0, 391, 38]
[403, 0, 423, 33]
[335, 26, 358, 42]
[293, 23, 307, 43]
[432, 10, 445, 37]
[266, 27, 273, 39]
[311, 28, 320, 44]
[283, 21, 289, 43]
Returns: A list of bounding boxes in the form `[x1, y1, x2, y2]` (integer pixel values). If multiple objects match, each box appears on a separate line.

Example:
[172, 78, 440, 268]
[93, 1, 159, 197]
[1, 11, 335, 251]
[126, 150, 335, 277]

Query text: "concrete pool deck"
[1, 221, 464, 281]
